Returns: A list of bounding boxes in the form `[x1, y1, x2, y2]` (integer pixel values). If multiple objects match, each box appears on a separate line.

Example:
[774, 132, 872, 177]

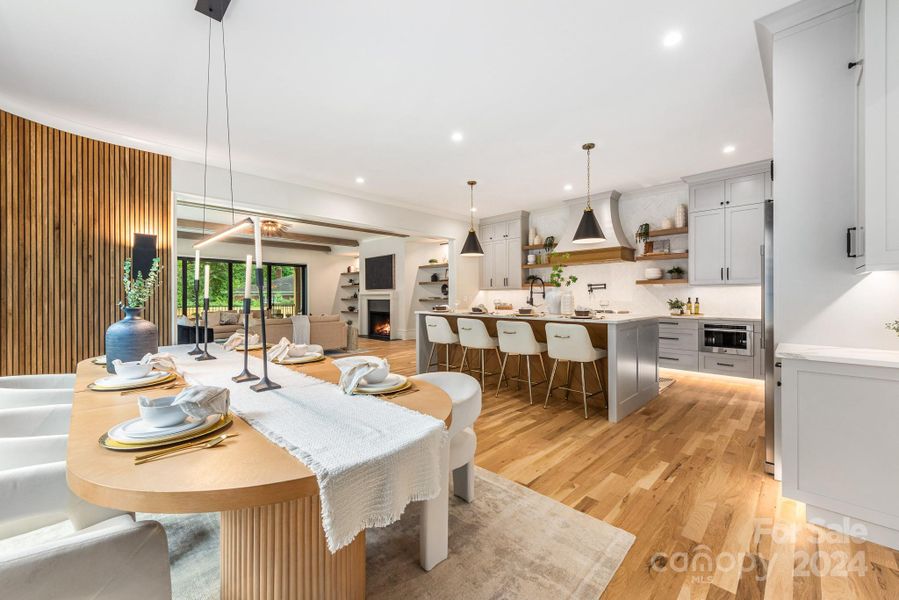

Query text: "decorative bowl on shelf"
[644, 267, 663, 280]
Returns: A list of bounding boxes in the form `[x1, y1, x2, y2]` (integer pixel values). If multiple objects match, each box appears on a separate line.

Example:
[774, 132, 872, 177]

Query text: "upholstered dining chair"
[410, 371, 481, 501]
[0, 405, 71, 438]
[0, 374, 75, 410]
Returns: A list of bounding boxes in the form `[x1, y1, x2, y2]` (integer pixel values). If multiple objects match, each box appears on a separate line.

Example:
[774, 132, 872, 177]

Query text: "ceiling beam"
[178, 231, 332, 254]
[177, 219, 359, 247]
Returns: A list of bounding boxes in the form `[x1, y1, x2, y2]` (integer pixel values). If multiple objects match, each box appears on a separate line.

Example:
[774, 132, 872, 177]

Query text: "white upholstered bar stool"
[0, 374, 75, 410]
[409, 372, 481, 501]
[456, 318, 503, 391]
[495, 320, 548, 404]
[544, 322, 607, 419]
[424, 316, 461, 372]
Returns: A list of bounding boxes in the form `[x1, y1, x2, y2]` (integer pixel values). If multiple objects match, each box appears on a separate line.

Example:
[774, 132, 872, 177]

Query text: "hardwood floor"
[359, 338, 899, 599]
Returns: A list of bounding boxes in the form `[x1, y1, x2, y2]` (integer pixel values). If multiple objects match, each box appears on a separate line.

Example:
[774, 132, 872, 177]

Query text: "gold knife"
[133, 433, 238, 462]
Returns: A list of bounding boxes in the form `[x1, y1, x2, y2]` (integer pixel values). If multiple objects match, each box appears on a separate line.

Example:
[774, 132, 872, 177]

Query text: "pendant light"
[460, 180, 485, 256]
[572, 142, 606, 244]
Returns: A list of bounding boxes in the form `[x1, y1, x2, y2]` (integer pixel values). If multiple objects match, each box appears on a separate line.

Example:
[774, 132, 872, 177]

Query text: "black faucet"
[527, 277, 546, 307]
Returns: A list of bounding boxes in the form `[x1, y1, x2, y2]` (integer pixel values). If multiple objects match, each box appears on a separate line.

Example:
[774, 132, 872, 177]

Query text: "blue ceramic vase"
[105, 307, 159, 373]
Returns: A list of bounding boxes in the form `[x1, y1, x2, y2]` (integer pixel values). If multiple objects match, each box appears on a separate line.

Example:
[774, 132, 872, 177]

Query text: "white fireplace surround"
[358, 291, 398, 340]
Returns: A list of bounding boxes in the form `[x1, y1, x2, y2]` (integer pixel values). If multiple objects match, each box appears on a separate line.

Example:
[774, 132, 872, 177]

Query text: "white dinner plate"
[92, 370, 169, 389]
[115, 415, 207, 440]
[107, 413, 221, 444]
[275, 352, 324, 365]
[356, 373, 407, 393]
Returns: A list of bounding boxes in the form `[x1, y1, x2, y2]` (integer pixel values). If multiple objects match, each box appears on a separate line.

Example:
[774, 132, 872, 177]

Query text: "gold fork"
[119, 382, 185, 395]
[133, 433, 238, 465]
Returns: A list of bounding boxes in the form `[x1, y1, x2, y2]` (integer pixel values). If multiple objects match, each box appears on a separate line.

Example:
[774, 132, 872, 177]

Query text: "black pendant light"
[572, 142, 606, 244]
[460, 180, 485, 256]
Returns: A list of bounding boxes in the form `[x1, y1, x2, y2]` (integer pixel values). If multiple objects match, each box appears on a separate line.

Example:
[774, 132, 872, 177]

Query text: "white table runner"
[163, 345, 447, 552]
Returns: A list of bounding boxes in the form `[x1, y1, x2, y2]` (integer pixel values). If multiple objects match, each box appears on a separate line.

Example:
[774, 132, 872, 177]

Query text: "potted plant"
[104, 257, 163, 372]
[635, 223, 650, 244]
[545, 253, 578, 314]
[542, 236, 557, 253]
[667, 266, 685, 280]
[667, 298, 685, 316]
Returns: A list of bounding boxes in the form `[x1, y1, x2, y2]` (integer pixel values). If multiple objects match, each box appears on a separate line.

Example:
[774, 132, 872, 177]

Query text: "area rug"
[1, 468, 634, 599]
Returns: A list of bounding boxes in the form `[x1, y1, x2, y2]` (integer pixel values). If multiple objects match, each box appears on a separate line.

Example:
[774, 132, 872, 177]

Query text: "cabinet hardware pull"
[554, 335, 571, 339]
[502, 331, 516, 334]
[848, 59, 864, 69]
[716, 362, 734, 367]
[720, 201, 724, 206]
[846, 227, 858, 258]
[726, 267, 730, 280]
[660, 356, 680, 361]
[725, 201, 730, 205]
[720, 267, 724, 281]
[659, 336, 680, 341]
[659, 321, 678, 326]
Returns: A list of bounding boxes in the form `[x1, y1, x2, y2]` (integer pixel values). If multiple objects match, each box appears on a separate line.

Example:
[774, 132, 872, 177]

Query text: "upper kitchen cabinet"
[479, 211, 528, 289]
[851, 0, 899, 272]
[684, 160, 771, 286]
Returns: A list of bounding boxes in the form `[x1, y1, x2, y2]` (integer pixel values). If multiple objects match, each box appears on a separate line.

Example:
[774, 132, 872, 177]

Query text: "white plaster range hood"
[554, 190, 634, 259]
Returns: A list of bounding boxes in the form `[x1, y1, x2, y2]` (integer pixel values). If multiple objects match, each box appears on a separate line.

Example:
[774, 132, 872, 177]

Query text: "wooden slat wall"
[0, 109, 172, 376]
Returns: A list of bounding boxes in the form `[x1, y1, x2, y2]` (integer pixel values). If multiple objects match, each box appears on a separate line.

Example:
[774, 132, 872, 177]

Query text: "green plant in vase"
[667, 266, 685, 280]
[106, 257, 165, 373]
[667, 297, 685, 315]
[548, 253, 578, 287]
[120, 257, 163, 308]
[635, 223, 650, 244]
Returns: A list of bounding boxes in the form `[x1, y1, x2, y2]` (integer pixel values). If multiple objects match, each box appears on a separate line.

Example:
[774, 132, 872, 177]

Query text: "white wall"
[475, 182, 761, 318]
[175, 237, 355, 315]
[772, 7, 899, 350]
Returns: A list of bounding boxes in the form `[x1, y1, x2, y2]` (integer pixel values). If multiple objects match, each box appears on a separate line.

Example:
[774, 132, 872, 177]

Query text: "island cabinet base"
[221, 495, 366, 600]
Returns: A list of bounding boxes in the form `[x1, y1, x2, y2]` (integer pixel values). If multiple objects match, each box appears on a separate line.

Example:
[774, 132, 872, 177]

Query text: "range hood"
[554, 190, 634, 262]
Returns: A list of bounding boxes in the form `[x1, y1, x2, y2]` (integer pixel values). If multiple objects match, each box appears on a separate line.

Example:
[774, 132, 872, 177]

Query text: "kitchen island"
[415, 311, 659, 422]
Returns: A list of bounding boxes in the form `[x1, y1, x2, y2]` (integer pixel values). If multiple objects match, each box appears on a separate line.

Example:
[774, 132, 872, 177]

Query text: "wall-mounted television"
[365, 254, 395, 290]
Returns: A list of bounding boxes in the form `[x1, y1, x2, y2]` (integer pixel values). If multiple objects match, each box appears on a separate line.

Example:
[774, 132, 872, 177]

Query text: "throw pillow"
[219, 311, 240, 325]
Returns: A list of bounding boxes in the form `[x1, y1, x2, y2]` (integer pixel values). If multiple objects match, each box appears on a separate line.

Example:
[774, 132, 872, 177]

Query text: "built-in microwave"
[701, 323, 753, 356]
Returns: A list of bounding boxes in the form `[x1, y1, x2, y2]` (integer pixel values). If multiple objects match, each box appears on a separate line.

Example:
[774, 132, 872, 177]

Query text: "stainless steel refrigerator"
[761, 199, 776, 475]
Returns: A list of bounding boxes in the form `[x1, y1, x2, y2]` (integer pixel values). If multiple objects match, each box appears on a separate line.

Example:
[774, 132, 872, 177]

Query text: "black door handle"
[847, 227, 858, 258]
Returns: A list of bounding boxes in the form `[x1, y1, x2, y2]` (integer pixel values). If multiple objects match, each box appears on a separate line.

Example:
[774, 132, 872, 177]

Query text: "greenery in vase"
[120, 257, 163, 309]
[548, 253, 578, 287]
[635, 223, 650, 243]
[667, 297, 685, 311]
[885, 320, 899, 336]
[542, 236, 557, 253]
[667, 266, 685, 279]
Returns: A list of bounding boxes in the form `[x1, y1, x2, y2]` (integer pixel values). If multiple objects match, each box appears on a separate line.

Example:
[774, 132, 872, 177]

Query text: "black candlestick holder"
[250, 266, 280, 392]
[195, 298, 217, 361]
[232, 297, 259, 382]
[188, 279, 203, 355]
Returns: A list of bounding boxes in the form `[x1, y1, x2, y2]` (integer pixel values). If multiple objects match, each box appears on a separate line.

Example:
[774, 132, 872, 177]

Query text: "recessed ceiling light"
[470, 207, 477, 212]
[722, 145, 736, 154]
[355, 177, 365, 184]
[662, 30, 683, 48]
[563, 184, 573, 192]
[451, 131, 464, 143]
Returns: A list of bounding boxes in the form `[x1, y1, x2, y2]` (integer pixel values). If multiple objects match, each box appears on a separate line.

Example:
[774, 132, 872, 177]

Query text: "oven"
[701, 322, 753, 356]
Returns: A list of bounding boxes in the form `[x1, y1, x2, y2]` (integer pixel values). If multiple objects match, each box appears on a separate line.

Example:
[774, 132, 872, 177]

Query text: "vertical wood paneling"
[0, 109, 172, 376]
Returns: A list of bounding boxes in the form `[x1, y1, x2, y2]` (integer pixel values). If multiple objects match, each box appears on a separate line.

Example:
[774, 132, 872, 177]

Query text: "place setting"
[267, 337, 325, 365]
[222, 331, 270, 351]
[334, 355, 416, 399]
[88, 355, 181, 392]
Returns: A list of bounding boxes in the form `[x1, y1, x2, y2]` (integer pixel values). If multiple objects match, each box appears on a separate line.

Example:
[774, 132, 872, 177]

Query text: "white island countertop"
[775, 343, 899, 369]
[660, 314, 761, 323]
[414, 310, 659, 324]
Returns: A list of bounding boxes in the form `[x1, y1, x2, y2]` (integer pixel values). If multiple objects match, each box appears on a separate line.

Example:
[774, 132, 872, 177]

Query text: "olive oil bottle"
[693, 297, 700, 315]
[686, 297, 693, 315]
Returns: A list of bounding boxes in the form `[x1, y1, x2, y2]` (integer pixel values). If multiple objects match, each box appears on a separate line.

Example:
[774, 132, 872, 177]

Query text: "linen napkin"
[268, 337, 310, 363]
[332, 356, 390, 394]
[171, 385, 230, 419]
[223, 331, 259, 351]
[138, 352, 179, 373]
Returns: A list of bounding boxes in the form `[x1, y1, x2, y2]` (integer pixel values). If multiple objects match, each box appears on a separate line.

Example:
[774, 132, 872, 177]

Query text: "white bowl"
[365, 361, 390, 384]
[644, 268, 663, 280]
[113, 360, 152, 380]
[138, 396, 187, 428]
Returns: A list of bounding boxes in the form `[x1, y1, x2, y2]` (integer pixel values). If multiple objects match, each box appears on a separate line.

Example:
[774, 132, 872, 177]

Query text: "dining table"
[66, 347, 454, 599]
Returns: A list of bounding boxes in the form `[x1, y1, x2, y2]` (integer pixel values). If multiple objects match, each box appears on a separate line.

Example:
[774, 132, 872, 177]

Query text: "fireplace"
[367, 299, 391, 340]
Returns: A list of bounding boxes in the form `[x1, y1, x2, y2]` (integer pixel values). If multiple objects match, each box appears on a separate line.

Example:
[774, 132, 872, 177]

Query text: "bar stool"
[495, 320, 548, 404]
[424, 316, 461, 372]
[456, 318, 503, 391]
[543, 322, 607, 419]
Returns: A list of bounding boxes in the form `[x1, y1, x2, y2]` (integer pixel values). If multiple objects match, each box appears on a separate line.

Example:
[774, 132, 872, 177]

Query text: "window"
[178, 257, 307, 317]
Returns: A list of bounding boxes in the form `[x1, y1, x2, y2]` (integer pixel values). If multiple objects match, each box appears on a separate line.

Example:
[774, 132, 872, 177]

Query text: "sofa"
[308, 314, 348, 351]
[179, 311, 346, 350]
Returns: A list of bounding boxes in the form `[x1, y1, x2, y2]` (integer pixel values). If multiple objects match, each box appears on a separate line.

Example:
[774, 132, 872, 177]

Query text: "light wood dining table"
[67, 352, 453, 600]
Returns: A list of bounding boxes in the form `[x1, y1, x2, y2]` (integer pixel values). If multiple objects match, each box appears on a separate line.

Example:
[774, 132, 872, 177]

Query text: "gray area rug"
[0, 468, 634, 599]
[151, 467, 634, 599]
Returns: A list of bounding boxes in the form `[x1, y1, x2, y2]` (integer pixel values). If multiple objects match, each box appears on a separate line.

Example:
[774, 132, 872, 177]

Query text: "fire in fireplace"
[367, 299, 391, 340]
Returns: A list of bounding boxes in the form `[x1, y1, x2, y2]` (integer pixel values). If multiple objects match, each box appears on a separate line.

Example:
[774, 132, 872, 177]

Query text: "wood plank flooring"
[359, 338, 898, 599]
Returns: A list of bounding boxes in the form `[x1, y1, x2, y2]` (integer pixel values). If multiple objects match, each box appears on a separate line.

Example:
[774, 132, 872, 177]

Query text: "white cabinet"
[689, 210, 727, 284]
[852, 0, 899, 272]
[726, 173, 768, 208]
[725, 203, 765, 284]
[690, 180, 726, 212]
[479, 212, 527, 289]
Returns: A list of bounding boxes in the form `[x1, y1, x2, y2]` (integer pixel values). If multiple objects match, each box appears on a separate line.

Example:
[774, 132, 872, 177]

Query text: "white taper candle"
[254, 219, 263, 269]
[194, 250, 200, 280]
[244, 254, 252, 298]
[204, 264, 210, 299]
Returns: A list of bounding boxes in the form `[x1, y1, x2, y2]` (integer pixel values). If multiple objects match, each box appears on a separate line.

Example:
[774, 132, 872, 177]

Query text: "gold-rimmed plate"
[99, 412, 234, 452]
[275, 353, 325, 365]
[88, 371, 177, 392]
[354, 376, 411, 396]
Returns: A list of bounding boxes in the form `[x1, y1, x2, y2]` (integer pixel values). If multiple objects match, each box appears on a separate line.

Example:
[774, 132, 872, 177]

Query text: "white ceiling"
[0, 0, 793, 218]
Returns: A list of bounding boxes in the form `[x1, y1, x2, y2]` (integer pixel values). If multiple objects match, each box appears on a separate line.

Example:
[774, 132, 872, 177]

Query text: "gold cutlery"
[380, 387, 419, 400]
[133, 433, 238, 465]
[119, 381, 185, 395]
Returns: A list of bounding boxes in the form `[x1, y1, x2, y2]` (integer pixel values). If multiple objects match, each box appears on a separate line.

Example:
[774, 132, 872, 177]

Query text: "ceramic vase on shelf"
[675, 204, 687, 228]
[545, 288, 562, 314]
[529, 227, 537, 245]
[104, 306, 158, 373]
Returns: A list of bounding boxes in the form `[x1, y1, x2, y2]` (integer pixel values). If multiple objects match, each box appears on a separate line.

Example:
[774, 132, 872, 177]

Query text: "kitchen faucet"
[527, 277, 546, 307]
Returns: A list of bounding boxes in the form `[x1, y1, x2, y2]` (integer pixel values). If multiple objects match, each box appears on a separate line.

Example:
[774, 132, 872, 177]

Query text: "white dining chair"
[495, 320, 548, 404]
[0, 405, 71, 438]
[424, 316, 461, 372]
[0, 374, 75, 410]
[544, 322, 608, 419]
[0, 435, 68, 471]
[456, 318, 503, 391]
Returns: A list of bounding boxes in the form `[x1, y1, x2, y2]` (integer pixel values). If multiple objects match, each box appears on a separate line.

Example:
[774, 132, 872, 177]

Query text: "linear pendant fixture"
[192, 217, 254, 249]
[572, 142, 606, 244]
[460, 180, 485, 256]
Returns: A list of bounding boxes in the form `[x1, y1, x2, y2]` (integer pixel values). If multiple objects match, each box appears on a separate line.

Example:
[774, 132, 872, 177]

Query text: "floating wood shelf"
[418, 279, 449, 284]
[635, 279, 687, 285]
[340, 271, 359, 276]
[521, 243, 557, 251]
[635, 252, 689, 261]
[646, 226, 688, 238]
[340, 284, 358, 288]
[521, 245, 635, 269]
[419, 297, 448, 302]
[419, 263, 448, 269]
[520, 283, 559, 288]
[340, 310, 358, 314]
